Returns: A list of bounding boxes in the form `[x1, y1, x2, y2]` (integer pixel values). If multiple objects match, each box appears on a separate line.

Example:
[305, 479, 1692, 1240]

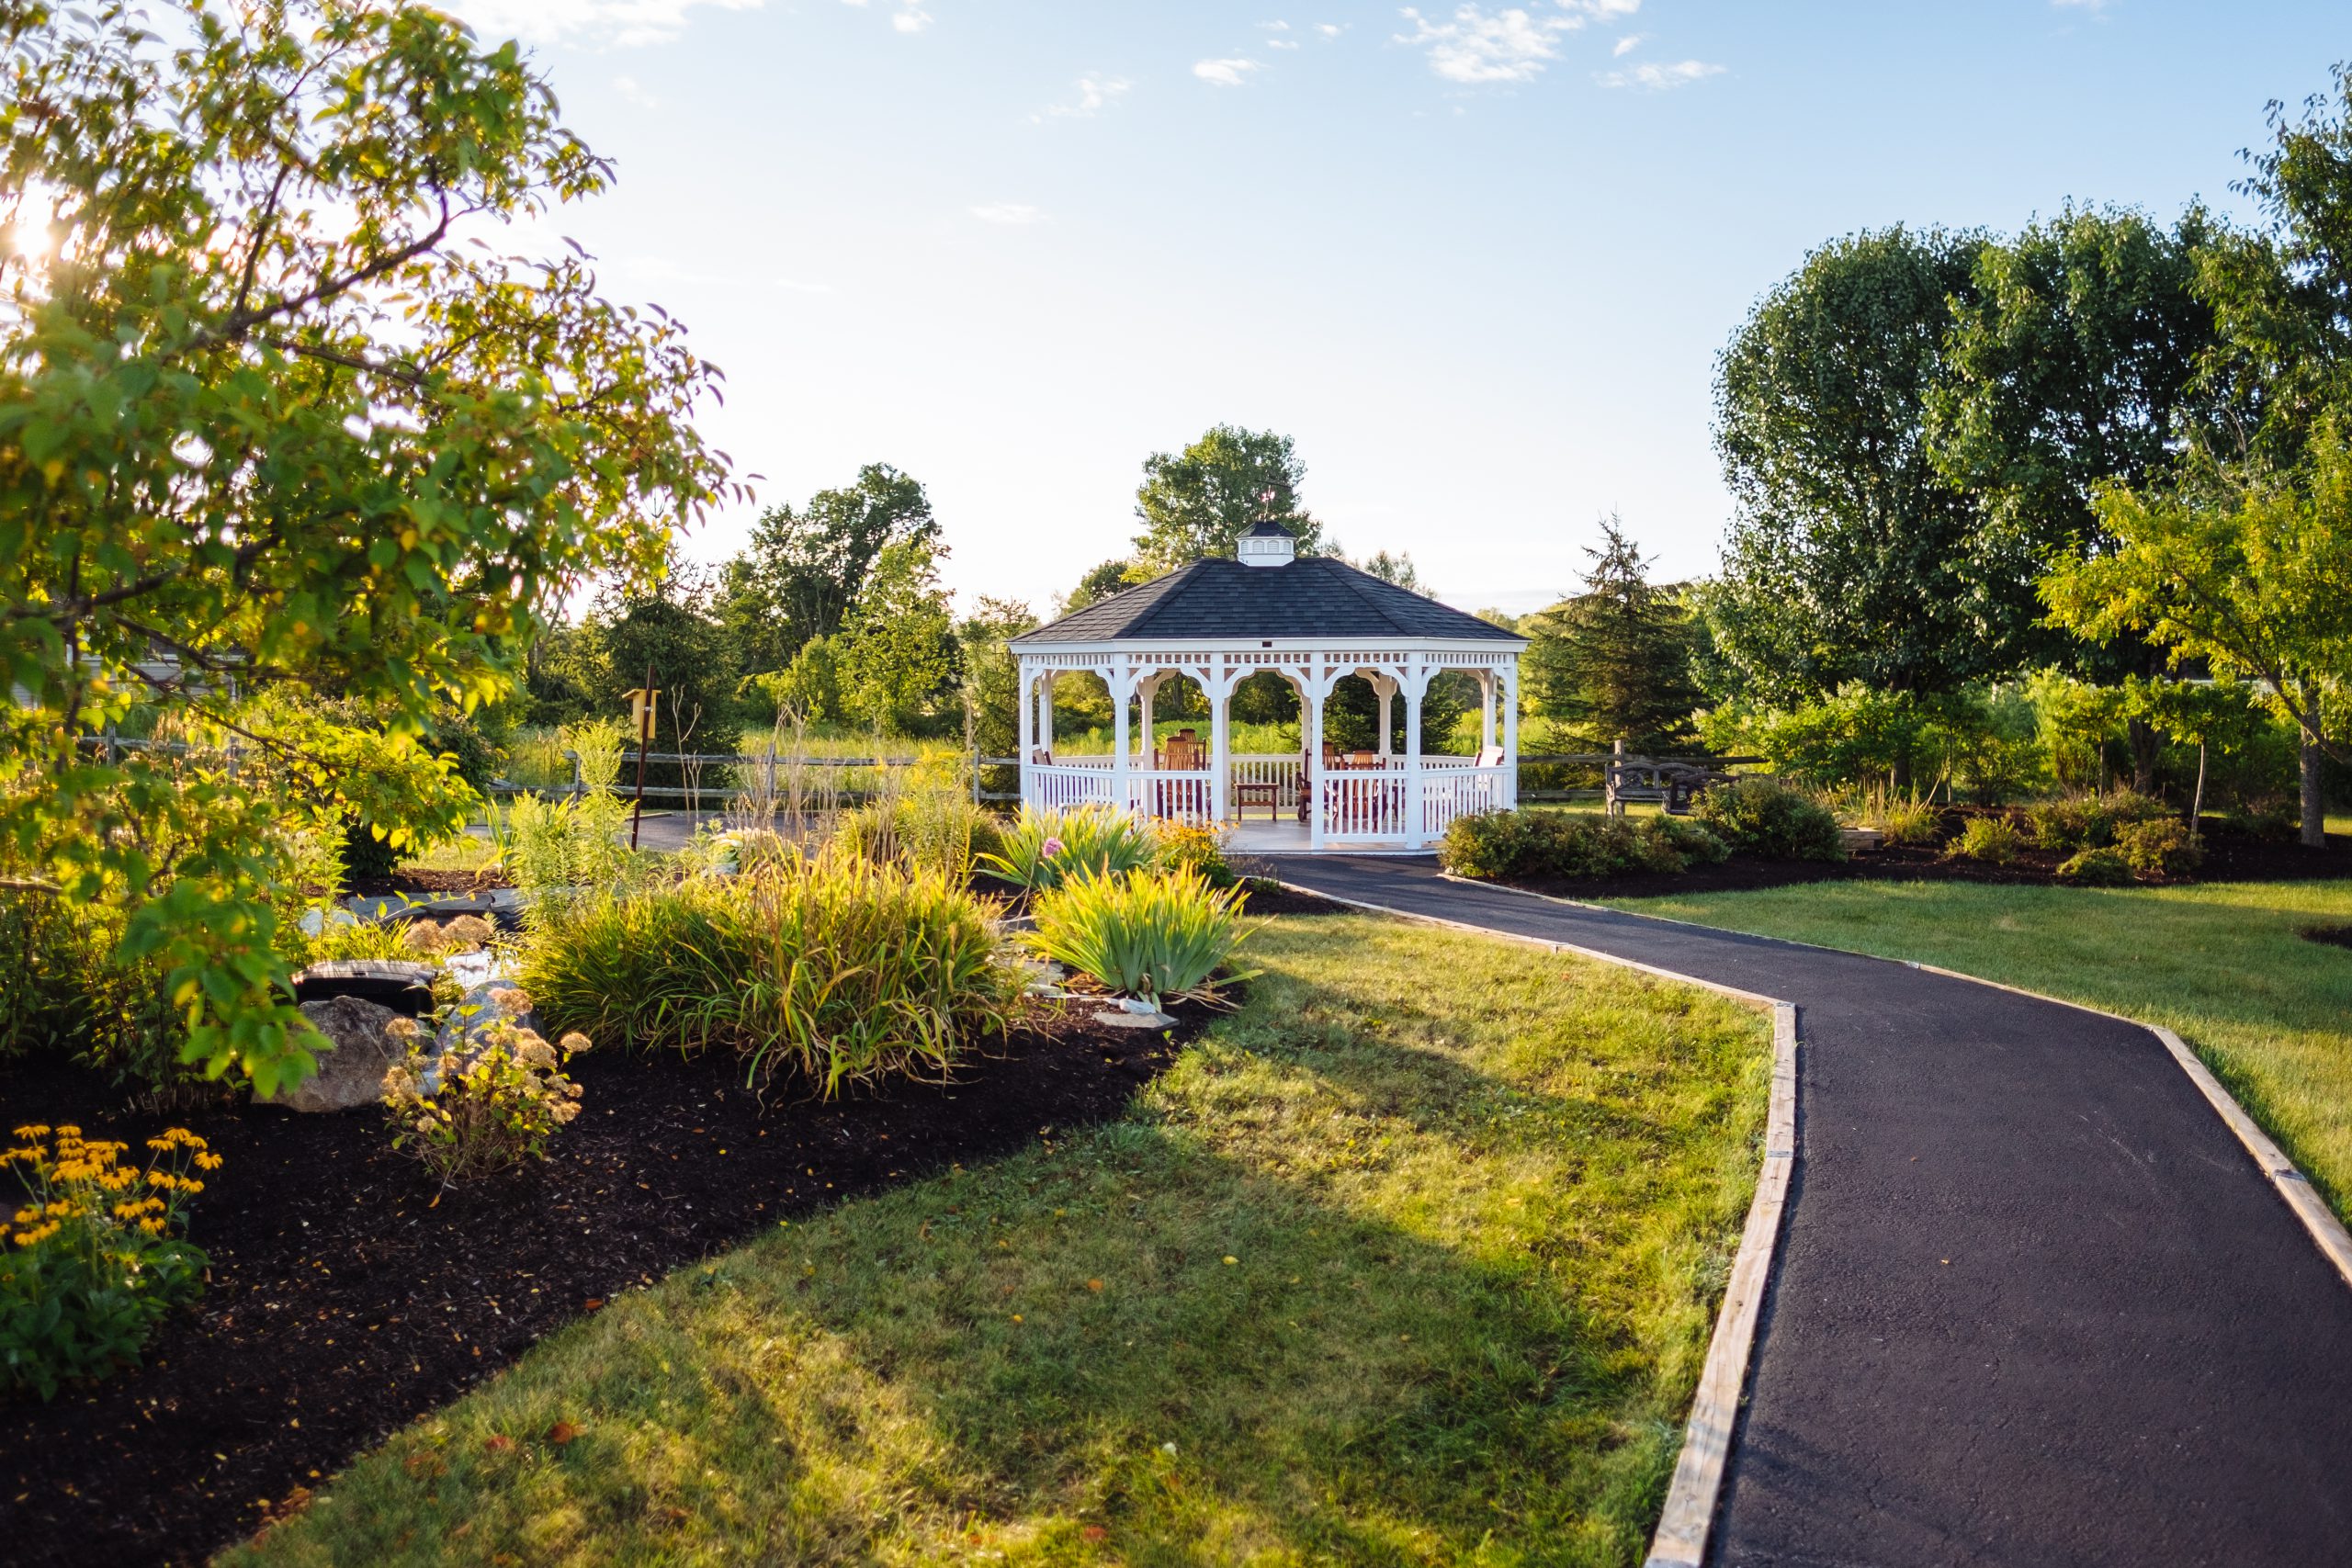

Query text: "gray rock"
[259, 996, 411, 1112]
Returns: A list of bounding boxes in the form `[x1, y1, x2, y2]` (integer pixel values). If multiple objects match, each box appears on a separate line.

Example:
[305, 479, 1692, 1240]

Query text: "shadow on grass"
[228, 916, 1768, 1568]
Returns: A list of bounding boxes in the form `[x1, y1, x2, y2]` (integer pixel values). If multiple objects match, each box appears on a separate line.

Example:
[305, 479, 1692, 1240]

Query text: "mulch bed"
[1480, 818, 2352, 903]
[345, 866, 514, 899]
[0, 1005, 1203, 1567]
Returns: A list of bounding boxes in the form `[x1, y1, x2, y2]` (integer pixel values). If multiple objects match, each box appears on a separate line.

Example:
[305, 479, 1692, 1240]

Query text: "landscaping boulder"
[258, 996, 409, 1113]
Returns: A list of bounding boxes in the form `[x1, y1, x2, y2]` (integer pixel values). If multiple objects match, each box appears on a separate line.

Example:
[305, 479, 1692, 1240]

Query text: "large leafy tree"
[1522, 516, 1701, 751]
[2042, 431, 2352, 846]
[0, 3, 736, 1090]
[1928, 206, 2222, 785]
[1132, 424, 1326, 571]
[722, 463, 937, 672]
[839, 538, 960, 734]
[1705, 226, 1995, 704]
[2196, 63, 2352, 462]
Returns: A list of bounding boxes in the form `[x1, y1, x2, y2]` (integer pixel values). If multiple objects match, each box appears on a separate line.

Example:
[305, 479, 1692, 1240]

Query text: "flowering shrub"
[980, 806, 1156, 892]
[1153, 821, 1238, 888]
[1026, 865, 1254, 1003]
[0, 1124, 220, 1399]
[380, 997, 589, 1188]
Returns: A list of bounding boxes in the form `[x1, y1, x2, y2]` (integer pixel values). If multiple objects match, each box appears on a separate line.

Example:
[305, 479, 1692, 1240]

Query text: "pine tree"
[1524, 517, 1702, 752]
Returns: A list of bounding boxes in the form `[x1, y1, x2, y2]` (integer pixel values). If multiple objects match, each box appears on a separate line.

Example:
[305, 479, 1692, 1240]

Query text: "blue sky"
[448, 0, 2346, 615]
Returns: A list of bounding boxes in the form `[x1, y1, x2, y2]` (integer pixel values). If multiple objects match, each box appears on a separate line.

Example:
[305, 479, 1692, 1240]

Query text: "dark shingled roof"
[1012, 556, 1524, 645]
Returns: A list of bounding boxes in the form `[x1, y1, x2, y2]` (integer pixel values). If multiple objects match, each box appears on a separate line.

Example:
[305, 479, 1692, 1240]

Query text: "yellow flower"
[196, 1152, 223, 1171]
[12, 1124, 51, 1139]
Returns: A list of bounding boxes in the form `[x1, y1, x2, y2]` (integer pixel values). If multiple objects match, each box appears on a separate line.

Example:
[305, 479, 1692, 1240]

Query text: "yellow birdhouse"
[624, 687, 661, 739]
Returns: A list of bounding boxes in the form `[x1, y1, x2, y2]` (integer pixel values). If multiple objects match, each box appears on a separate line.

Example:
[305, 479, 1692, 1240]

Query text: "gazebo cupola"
[1238, 518, 1297, 569]
[1009, 527, 1526, 852]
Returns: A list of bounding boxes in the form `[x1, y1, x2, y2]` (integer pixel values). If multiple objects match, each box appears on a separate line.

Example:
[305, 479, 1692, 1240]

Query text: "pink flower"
[1041, 836, 1064, 859]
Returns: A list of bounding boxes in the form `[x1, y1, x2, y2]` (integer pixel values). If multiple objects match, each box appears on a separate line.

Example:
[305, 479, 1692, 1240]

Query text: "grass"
[227, 914, 1769, 1567]
[1600, 878, 2352, 1224]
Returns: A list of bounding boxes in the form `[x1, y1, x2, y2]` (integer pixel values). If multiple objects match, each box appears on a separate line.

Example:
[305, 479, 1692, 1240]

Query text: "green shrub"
[524, 847, 1014, 1096]
[2057, 846, 2135, 886]
[0, 889, 183, 1089]
[2217, 805, 2297, 842]
[2119, 818, 2204, 878]
[2027, 791, 2173, 852]
[1025, 865, 1253, 1003]
[1436, 810, 1716, 881]
[1947, 816, 2026, 865]
[1694, 778, 1847, 863]
[0, 1125, 219, 1400]
[1650, 814, 1732, 867]
[980, 806, 1158, 892]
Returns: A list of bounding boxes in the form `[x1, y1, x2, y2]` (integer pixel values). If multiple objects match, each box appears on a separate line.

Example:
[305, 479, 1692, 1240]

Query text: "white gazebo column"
[1209, 667, 1236, 826]
[1017, 659, 1035, 809]
[1110, 663, 1135, 818]
[1374, 673, 1396, 759]
[1305, 670, 1328, 850]
[1479, 670, 1498, 754]
[1038, 670, 1055, 760]
[1403, 667, 1428, 849]
[1499, 665, 1521, 808]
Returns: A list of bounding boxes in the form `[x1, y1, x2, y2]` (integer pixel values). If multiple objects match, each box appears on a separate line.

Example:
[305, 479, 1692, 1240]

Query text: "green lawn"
[228, 915, 1768, 1567]
[1601, 878, 2352, 1224]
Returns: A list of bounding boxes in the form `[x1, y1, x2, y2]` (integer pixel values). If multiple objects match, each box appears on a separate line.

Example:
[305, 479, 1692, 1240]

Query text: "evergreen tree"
[1523, 517, 1702, 752]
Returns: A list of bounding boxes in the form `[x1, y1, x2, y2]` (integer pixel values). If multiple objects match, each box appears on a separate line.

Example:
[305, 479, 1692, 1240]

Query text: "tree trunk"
[2189, 741, 2207, 829]
[2126, 716, 2160, 795]
[1891, 753, 1912, 794]
[2301, 729, 2326, 849]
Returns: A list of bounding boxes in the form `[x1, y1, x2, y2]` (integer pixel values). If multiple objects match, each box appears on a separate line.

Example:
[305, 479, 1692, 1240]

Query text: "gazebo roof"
[1012, 555, 1525, 647]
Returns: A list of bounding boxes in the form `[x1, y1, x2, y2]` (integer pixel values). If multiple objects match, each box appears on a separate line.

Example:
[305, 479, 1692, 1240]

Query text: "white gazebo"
[1010, 522, 1526, 852]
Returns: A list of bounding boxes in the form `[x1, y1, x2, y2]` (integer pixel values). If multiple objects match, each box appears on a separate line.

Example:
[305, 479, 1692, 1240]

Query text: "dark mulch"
[1234, 879, 1354, 917]
[345, 866, 514, 899]
[1482, 818, 2352, 903]
[0, 1007, 1199, 1567]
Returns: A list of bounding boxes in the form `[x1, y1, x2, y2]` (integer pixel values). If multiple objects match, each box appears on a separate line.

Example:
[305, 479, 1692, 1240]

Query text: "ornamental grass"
[1025, 864, 1255, 1004]
[979, 805, 1158, 892]
[523, 846, 1016, 1097]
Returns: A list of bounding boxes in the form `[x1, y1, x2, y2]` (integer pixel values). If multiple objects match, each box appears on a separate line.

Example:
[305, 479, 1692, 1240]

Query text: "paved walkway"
[1267, 855, 2352, 1567]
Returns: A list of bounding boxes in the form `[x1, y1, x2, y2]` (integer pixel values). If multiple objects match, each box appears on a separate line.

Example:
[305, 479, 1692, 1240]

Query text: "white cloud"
[840, 0, 933, 33]
[1259, 19, 1300, 49]
[612, 73, 661, 107]
[1395, 2, 1634, 85]
[1395, 6, 1566, 85]
[1315, 21, 1344, 38]
[1034, 72, 1133, 121]
[446, 0, 761, 49]
[1595, 57, 1723, 89]
[1193, 57, 1264, 86]
[2051, 0, 2114, 9]
[1611, 32, 1643, 56]
[969, 202, 1042, 225]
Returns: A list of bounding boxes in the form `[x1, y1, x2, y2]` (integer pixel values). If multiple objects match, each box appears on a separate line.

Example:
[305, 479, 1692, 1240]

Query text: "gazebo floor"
[1225, 820, 1432, 856]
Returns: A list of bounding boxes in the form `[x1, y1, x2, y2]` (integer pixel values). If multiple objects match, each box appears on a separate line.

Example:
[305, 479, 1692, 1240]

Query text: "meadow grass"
[1601, 877, 2352, 1223]
[227, 914, 1768, 1567]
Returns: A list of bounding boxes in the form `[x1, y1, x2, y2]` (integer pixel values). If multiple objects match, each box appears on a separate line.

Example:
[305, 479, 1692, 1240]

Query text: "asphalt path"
[1264, 854, 2352, 1567]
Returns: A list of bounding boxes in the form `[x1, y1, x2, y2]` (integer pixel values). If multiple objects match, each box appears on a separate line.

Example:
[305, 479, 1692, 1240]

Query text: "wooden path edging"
[1267, 878, 1799, 1568]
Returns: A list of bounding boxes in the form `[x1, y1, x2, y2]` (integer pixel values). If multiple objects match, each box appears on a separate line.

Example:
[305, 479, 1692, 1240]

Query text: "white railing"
[1030, 763, 1121, 812]
[1419, 764, 1510, 833]
[1122, 770, 1216, 826]
[1024, 755, 1510, 843]
[1230, 753, 1304, 809]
